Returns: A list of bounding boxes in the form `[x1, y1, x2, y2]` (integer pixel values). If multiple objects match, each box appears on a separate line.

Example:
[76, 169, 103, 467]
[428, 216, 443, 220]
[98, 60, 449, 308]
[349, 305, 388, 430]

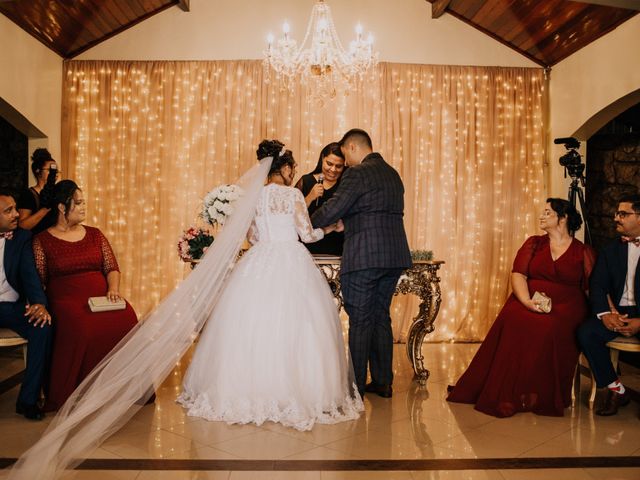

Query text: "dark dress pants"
[577, 305, 639, 387]
[0, 301, 51, 405]
[341, 268, 403, 395]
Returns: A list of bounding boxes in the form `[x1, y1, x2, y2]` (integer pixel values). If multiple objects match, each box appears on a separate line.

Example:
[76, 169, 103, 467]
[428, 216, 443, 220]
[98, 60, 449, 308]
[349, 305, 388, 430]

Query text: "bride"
[9, 140, 361, 479]
[178, 139, 362, 430]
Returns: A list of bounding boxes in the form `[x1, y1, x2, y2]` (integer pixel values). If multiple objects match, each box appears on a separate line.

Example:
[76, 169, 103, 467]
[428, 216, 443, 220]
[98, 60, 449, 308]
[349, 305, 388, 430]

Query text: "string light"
[64, 61, 546, 341]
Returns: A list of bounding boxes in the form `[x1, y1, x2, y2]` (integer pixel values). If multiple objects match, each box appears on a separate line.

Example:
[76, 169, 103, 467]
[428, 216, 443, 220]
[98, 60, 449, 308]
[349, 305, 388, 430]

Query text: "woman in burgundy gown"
[33, 180, 137, 411]
[448, 198, 596, 417]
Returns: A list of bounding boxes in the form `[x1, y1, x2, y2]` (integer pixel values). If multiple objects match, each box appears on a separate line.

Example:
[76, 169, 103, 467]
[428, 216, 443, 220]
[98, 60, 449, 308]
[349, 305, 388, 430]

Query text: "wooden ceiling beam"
[571, 0, 640, 10]
[177, 0, 190, 12]
[430, 0, 451, 19]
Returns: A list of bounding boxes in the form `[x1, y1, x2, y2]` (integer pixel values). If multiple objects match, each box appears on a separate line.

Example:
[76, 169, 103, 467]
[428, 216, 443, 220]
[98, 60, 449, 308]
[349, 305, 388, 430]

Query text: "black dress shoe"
[365, 382, 393, 398]
[596, 389, 630, 416]
[16, 402, 44, 421]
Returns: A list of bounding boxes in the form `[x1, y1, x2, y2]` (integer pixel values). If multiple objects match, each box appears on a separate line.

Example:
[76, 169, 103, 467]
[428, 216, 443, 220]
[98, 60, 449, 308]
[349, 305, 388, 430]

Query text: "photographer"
[17, 148, 60, 234]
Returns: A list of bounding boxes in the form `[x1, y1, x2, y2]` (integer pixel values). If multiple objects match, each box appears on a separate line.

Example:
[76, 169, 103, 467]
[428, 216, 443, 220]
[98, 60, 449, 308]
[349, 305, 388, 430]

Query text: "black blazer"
[590, 239, 639, 315]
[311, 152, 412, 274]
[3, 228, 47, 306]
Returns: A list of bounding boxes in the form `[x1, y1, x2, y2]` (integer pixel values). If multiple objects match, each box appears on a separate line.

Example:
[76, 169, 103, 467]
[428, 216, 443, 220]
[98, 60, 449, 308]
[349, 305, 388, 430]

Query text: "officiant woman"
[296, 142, 346, 255]
[447, 198, 596, 417]
[32, 180, 137, 411]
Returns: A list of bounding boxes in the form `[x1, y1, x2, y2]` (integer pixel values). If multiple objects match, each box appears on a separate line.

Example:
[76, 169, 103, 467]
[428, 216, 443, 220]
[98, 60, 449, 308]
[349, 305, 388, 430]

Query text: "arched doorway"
[569, 89, 640, 250]
[585, 102, 640, 250]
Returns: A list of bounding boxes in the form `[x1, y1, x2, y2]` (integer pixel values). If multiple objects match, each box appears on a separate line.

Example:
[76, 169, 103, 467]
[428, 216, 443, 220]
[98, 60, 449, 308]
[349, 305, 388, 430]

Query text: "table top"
[312, 255, 444, 266]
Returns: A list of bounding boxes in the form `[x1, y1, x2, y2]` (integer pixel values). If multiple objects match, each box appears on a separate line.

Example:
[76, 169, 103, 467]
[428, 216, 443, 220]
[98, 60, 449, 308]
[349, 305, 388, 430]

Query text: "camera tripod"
[567, 174, 592, 244]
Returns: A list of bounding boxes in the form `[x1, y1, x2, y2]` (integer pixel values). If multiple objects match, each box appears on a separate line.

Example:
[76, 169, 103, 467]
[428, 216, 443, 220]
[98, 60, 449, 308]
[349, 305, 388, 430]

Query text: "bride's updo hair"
[257, 139, 294, 177]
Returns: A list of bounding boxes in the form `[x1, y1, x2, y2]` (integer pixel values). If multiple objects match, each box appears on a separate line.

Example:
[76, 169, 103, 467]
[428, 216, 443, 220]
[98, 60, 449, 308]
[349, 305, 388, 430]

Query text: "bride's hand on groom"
[323, 220, 344, 234]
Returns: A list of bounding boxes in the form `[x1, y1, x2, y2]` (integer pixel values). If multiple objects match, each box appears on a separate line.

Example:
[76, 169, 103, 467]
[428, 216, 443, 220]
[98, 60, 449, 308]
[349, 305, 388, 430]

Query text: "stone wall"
[586, 132, 640, 251]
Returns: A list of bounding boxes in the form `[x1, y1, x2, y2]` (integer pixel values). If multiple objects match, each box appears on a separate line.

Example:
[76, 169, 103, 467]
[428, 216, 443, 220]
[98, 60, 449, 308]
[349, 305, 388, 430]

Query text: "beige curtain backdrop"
[62, 60, 547, 342]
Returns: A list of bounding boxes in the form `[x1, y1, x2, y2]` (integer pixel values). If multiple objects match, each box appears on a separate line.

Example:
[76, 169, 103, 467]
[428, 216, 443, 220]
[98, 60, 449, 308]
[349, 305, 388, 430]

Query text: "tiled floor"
[1, 342, 639, 479]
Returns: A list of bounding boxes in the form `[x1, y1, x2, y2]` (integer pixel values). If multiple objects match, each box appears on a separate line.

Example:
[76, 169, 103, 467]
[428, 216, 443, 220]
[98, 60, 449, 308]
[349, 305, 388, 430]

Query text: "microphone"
[315, 173, 324, 207]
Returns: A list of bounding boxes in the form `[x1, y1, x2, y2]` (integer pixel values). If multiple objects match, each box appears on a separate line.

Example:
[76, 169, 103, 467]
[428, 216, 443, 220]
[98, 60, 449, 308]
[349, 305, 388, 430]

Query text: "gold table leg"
[314, 258, 444, 386]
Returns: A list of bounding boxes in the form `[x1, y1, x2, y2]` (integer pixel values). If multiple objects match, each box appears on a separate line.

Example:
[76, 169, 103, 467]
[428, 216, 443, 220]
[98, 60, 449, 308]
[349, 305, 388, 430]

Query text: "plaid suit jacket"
[311, 153, 412, 274]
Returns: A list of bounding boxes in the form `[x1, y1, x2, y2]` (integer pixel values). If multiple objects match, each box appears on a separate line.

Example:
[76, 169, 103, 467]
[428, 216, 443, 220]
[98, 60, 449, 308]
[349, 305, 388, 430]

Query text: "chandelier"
[263, 0, 378, 102]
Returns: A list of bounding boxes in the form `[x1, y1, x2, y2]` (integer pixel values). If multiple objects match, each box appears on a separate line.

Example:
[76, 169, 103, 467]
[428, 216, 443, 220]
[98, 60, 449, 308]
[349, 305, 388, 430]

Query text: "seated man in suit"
[0, 188, 52, 420]
[578, 194, 640, 416]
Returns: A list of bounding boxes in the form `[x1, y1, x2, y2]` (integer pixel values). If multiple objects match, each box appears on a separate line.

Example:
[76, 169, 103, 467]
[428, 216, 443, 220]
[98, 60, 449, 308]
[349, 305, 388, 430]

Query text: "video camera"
[554, 137, 585, 180]
[40, 164, 58, 208]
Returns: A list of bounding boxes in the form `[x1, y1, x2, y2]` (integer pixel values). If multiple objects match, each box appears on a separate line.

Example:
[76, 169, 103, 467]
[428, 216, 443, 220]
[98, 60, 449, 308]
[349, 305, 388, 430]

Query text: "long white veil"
[8, 156, 274, 479]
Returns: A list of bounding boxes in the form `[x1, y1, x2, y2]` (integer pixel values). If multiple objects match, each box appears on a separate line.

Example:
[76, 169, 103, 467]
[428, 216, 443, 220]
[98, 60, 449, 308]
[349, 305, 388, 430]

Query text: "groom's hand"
[617, 318, 640, 337]
[25, 303, 52, 327]
[335, 219, 344, 232]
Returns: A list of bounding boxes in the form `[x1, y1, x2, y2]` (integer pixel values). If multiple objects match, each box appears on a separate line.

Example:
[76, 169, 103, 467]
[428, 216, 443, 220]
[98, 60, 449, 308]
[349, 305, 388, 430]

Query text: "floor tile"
[213, 430, 317, 460]
[101, 428, 206, 459]
[433, 430, 544, 458]
[519, 426, 640, 457]
[167, 418, 263, 446]
[584, 468, 640, 480]
[471, 412, 571, 444]
[281, 446, 361, 460]
[259, 418, 367, 446]
[230, 472, 320, 480]
[58, 471, 141, 480]
[322, 472, 412, 480]
[411, 471, 504, 480]
[499, 469, 590, 480]
[323, 430, 437, 459]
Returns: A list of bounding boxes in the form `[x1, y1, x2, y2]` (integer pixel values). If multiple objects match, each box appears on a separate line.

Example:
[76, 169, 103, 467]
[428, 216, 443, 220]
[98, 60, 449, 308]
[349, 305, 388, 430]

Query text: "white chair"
[575, 336, 640, 409]
[0, 328, 28, 366]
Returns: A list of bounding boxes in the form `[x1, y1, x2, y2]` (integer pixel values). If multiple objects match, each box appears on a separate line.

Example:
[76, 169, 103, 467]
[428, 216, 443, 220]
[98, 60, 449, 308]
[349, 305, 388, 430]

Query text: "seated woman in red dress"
[447, 198, 596, 417]
[32, 180, 137, 411]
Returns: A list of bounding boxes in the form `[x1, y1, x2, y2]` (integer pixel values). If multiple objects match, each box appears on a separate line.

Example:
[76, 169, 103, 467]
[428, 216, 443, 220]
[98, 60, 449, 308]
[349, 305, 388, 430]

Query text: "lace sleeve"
[247, 219, 259, 245]
[293, 189, 324, 243]
[97, 229, 120, 275]
[32, 237, 48, 285]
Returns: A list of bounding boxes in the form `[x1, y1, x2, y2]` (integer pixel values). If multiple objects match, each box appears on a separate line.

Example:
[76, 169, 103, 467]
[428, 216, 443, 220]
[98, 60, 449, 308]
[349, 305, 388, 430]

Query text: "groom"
[312, 129, 411, 398]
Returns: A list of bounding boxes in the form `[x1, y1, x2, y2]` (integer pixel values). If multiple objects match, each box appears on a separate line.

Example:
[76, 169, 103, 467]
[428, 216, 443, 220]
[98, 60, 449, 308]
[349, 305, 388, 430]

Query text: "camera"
[40, 164, 58, 208]
[46, 164, 58, 186]
[554, 137, 585, 179]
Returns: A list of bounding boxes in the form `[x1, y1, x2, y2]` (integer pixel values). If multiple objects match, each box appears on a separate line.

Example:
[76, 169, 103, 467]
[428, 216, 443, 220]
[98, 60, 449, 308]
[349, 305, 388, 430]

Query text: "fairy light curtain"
[62, 60, 546, 342]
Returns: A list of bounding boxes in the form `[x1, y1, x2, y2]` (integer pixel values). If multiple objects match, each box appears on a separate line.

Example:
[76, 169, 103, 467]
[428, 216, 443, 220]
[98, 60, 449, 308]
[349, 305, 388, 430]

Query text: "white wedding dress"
[178, 183, 363, 431]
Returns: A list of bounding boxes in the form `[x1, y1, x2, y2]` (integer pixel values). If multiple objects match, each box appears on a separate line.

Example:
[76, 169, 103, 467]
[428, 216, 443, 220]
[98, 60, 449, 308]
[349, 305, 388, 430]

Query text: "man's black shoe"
[16, 402, 44, 421]
[365, 382, 393, 398]
[596, 389, 630, 416]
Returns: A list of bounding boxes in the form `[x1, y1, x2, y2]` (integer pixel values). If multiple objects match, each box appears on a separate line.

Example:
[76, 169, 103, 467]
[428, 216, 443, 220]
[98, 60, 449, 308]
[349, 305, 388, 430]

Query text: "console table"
[313, 256, 444, 385]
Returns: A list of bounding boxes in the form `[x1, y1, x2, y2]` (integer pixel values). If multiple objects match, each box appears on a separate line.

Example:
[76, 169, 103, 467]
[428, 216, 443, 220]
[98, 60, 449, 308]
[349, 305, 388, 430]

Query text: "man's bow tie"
[622, 236, 640, 247]
[0, 231, 14, 240]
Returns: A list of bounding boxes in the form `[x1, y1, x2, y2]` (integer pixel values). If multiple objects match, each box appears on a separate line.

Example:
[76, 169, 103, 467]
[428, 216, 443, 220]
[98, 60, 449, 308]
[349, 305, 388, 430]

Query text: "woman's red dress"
[447, 235, 595, 417]
[33, 226, 137, 411]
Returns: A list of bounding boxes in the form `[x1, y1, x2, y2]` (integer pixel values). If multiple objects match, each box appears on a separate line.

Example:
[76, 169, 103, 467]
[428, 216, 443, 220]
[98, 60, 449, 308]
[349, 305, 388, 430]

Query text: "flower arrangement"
[410, 249, 434, 261]
[202, 184, 243, 227]
[177, 227, 214, 262]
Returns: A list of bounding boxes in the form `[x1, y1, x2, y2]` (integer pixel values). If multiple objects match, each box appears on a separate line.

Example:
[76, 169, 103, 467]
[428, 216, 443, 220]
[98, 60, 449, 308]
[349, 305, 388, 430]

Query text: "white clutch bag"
[532, 291, 552, 313]
[88, 296, 126, 313]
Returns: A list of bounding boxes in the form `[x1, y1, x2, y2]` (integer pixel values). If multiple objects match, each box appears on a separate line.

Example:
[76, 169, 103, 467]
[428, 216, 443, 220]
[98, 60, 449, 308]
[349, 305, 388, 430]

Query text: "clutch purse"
[532, 291, 552, 313]
[88, 296, 126, 313]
